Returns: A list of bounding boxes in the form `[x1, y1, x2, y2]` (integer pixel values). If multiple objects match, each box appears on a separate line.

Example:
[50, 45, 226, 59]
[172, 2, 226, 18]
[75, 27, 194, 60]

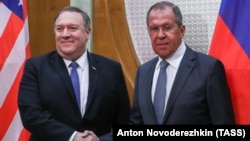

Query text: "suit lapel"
[143, 57, 159, 123]
[51, 52, 82, 117]
[163, 47, 195, 122]
[85, 52, 99, 111]
[51, 52, 75, 98]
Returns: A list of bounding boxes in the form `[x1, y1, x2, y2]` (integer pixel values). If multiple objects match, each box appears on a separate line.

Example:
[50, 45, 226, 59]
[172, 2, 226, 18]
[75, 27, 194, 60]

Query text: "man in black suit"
[129, 1, 235, 125]
[18, 6, 131, 141]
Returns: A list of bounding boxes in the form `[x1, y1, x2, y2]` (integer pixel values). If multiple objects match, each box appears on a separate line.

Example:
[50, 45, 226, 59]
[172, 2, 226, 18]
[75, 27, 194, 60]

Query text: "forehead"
[55, 11, 84, 26]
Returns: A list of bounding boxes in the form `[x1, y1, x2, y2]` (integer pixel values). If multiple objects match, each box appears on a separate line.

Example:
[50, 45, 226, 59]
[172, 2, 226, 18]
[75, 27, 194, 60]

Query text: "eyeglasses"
[148, 24, 179, 34]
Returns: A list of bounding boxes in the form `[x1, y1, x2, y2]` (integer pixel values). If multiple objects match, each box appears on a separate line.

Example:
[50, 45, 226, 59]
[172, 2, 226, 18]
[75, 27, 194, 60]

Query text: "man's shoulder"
[140, 57, 158, 67]
[25, 50, 58, 66]
[186, 46, 218, 62]
[28, 50, 57, 60]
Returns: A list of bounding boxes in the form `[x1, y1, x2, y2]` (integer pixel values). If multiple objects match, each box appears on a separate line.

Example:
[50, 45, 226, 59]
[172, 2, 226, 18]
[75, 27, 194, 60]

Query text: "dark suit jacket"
[18, 51, 131, 141]
[129, 46, 235, 125]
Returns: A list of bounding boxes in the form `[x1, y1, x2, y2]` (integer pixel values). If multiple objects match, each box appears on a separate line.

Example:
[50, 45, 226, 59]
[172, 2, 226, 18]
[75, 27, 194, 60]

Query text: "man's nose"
[157, 28, 166, 38]
[62, 28, 70, 37]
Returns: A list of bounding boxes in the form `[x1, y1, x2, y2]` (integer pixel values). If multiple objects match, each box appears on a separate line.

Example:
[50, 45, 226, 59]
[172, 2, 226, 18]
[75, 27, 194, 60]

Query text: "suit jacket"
[18, 51, 131, 141]
[129, 46, 235, 125]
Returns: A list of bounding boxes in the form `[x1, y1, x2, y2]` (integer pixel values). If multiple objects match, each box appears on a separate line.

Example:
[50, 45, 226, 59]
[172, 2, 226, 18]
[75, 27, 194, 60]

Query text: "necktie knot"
[160, 60, 168, 70]
[70, 61, 78, 69]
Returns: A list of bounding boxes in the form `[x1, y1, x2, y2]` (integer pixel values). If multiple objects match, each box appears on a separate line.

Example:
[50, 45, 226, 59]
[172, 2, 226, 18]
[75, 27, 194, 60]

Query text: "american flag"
[0, 0, 30, 140]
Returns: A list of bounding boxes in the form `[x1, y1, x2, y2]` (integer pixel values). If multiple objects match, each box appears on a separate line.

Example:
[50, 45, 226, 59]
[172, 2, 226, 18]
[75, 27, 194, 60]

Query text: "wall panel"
[28, 0, 70, 57]
[93, 0, 139, 103]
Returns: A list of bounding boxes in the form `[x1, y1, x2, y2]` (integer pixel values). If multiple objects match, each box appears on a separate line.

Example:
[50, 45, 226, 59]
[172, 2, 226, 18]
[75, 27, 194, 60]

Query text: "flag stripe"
[18, 128, 30, 141]
[0, 3, 12, 37]
[22, 0, 28, 18]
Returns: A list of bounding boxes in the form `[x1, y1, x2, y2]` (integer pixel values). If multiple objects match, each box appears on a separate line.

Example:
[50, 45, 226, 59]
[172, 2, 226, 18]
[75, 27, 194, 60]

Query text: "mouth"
[60, 41, 73, 47]
[157, 44, 167, 48]
[61, 40, 73, 43]
[156, 41, 168, 47]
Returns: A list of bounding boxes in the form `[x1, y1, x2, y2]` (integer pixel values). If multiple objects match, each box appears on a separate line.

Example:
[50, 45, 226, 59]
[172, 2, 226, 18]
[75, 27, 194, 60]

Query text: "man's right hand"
[73, 130, 100, 141]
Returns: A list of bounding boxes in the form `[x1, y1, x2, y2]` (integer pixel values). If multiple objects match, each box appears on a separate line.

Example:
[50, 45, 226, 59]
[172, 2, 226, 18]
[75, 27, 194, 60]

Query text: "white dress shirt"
[64, 51, 89, 141]
[152, 41, 186, 113]
[64, 51, 89, 117]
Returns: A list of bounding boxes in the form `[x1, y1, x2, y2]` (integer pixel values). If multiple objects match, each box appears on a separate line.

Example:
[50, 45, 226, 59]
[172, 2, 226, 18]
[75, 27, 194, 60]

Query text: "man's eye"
[163, 25, 172, 31]
[69, 27, 78, 31]
[150, 27, 158, 32]
[56, 27, 63, 32]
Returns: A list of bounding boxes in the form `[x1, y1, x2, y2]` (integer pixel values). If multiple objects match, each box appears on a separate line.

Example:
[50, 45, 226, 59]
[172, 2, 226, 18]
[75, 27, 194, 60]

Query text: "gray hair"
[54, 6, 91, 29]
[146, 1, 183, 27]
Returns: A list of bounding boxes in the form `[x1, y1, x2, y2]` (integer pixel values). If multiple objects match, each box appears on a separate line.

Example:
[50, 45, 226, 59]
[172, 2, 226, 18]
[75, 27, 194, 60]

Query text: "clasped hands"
[73, 130, 100, 141]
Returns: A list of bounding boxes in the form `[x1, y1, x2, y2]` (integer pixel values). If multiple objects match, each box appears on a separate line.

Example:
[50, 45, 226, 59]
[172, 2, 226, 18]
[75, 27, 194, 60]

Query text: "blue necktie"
[70, 62, 81, 110]
[153, 60, 168, 124]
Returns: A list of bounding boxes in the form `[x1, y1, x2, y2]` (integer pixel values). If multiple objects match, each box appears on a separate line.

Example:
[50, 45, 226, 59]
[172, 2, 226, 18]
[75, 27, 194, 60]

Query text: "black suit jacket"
[18, 51, 131, 141]
[129, 46, 235, 124]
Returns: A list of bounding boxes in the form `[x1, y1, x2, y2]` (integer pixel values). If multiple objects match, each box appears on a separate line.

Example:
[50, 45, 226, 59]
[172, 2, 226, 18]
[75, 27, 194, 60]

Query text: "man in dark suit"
[18, 6, 131, 141]
[129, 1, 235, 125]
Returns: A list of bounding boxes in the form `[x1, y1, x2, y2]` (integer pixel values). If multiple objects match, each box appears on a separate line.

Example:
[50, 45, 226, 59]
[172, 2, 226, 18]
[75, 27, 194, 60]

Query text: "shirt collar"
[157, 41, 186, 69]
[64, 51, 88, 70]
